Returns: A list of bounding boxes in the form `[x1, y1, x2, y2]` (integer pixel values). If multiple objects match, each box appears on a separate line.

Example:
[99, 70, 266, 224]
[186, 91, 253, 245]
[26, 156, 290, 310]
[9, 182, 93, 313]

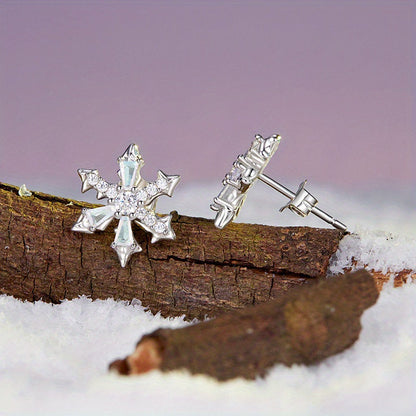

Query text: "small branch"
[109, 269, 379, 381]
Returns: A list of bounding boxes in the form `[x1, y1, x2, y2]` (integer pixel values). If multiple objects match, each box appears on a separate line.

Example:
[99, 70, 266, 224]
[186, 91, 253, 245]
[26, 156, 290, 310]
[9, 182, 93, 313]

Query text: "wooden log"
[109, 269, 379, 381]
[0, 182, 344, 319]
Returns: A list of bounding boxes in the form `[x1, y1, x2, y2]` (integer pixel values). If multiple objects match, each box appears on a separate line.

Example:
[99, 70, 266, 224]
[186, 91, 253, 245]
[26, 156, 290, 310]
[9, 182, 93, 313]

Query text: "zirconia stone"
[114, 216, 134, 245]
[119, 160, 139, 188]
[96, 180, 109, 192]
[87, 173, 99, 186]
[146, 183, 158, 196]
[144, 214, 156, 226]
[229, 166, 242, 182]
[263, 137, 275, 157]
[114, 194, 123, 208]
[156, 178, 168, 190]
[135, 207, 148, 220]
[136, 189, 148, 202]
[127, 192, 137, 205]
[86, 205, 114, 228]
[106, 186, 117, 199]
[154, 221, 166, 233]
[114, 191, 137, 215]
[114, 191, 127, 205]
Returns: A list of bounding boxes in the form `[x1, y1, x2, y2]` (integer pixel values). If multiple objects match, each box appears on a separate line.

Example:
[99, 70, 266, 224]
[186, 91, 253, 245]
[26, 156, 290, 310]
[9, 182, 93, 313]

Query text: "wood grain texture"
[0, 182, 345, 319]
[109, 269, 379, 381]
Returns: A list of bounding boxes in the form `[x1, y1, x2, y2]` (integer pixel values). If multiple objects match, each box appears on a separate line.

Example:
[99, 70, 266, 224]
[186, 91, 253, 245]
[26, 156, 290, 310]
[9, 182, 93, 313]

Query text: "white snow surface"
[1, 182, 416, 416]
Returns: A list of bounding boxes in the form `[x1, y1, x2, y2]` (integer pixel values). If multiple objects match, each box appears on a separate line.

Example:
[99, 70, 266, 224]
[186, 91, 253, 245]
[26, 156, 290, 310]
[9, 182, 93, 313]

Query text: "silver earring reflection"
[72, 144, 180, 267]
[210, 134, 347, 231]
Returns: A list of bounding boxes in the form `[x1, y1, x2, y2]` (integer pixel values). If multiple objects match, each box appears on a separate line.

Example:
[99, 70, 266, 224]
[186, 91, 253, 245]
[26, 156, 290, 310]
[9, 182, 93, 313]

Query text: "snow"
[330, 230, 416, 276]
[1, 182, 415, 415]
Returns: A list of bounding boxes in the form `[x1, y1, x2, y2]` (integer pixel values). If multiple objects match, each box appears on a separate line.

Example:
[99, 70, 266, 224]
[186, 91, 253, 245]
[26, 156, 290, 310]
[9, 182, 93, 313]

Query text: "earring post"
[258, 174, 295, 199]
[258, 174, 347, 232]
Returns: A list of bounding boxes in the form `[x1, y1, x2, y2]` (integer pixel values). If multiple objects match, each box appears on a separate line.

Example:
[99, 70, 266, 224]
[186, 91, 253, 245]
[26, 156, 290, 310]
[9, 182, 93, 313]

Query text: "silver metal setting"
[72, 144, 180, 267]
[211, 134, 347, 232]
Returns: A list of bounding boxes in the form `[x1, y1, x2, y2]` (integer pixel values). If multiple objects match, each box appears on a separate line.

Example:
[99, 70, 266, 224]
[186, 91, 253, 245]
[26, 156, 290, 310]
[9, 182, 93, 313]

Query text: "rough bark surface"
[0, 182, 345, 319]
[109, 269, 379, 381]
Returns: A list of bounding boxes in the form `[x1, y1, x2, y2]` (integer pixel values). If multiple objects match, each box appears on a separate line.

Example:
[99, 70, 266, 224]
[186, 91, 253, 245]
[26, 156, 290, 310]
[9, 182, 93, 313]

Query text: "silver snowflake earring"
[211, 134, 347, 231]
[72, 144, 180, 267]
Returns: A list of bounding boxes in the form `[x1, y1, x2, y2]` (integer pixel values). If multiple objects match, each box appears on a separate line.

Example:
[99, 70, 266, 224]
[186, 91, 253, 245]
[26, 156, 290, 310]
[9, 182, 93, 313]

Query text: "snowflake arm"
[112, 216, 142, 267]
[77, 169, 118, 200]
[135, 170, 181, 206]
[135, 213, 175, 244]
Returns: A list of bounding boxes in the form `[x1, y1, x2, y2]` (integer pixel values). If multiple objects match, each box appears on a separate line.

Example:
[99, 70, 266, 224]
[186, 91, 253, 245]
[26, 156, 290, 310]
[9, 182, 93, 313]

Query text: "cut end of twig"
[109, 358, 131, 375]
[110, 337, 163, 376]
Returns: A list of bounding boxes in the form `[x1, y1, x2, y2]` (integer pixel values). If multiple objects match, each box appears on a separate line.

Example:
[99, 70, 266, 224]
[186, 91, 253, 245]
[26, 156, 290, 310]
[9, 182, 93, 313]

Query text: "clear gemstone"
[144, 214, 156, 226]
[114, 195, 123, 209]
[154, 221, 166, 233]
[229, 166, 242, 182]
[114, 191, 136, 215]
[114, 216, 133, 246]
[263, 137, 275, 157]
[125, 205, 136, 215]
[136, 189, 148, 202]
[156, 178, 168, 190]
[87, 173, 99, 186]
[96, 180, 109, 192]
[115, 191, 127, 205]
[107, 185, 117, 199]
[86, 205, 114, 229]
[127, 192, 137, 205]
[119, 160, 139, 188]
[146, 183, 158, 196]
[135, 207, 148, 220]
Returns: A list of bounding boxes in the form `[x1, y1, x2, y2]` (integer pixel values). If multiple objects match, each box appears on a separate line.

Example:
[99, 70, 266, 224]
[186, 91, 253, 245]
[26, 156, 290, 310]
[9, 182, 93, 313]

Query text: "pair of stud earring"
[72, 134, 347, 267]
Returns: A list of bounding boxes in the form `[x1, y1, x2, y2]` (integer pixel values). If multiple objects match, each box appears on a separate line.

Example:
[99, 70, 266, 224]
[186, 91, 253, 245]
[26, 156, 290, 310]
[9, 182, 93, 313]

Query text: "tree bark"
[109, 269, 379, 381]
[0, 182, 346, 319]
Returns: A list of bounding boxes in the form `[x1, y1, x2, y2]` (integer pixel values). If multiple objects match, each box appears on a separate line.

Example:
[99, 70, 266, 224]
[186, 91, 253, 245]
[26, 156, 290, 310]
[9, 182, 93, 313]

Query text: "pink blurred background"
[0, 0, 415, 198]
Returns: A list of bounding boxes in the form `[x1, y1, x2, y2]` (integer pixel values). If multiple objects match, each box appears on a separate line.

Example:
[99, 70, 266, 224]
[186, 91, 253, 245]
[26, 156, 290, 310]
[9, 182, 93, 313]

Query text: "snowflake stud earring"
[72, 144, 180, 267]
[211, 134, 347, 231]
